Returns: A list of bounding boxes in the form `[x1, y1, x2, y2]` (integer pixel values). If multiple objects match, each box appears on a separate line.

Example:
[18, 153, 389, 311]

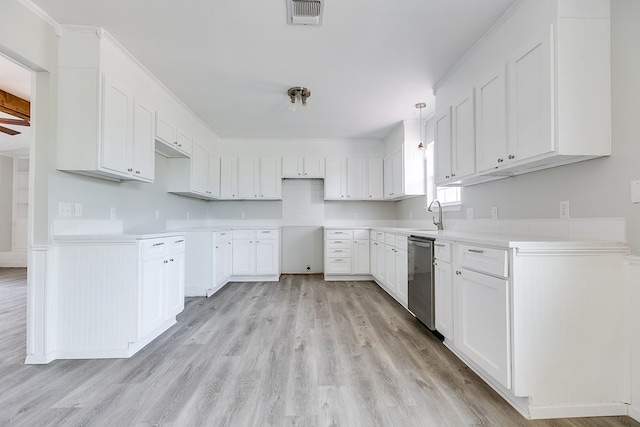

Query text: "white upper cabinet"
[367, 158, 384, 200]
[434, 0, 611, 186]
[220, 157, 239, 199]
[508, 28, 554, 163]
[166, 141, 220, 200]
[475, 66, 508, 173]
[347, 158, 367, 200]
[324, 158, 347, 199]
[282, 157, 325, 178]
[325, 158, 376, 200]
[154, 112, 193, 158]
[383, 121, 425, 200]
[57, 30, 155, 183]
[224, 157, 281, 200]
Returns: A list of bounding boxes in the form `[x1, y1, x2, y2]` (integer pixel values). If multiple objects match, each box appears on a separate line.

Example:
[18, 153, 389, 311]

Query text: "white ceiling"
[0, 55, 31, 155]
[29, 0, 516, 140]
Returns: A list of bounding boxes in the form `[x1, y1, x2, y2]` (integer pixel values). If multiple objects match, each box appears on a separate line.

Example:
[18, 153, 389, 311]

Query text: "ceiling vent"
[287, 0, 324, 26]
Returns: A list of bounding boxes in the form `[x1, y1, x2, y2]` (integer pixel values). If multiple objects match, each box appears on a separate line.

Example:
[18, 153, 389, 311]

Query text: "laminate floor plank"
[1, 269, 638, 426]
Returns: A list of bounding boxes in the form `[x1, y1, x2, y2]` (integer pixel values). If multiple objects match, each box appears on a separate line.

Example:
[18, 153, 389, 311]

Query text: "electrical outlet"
[110, 207, 117, 220]
[74, 203, 83, 217]
[631, 180, 640, 203]
[240, 212, 246, 219]
[559, 200, 570, 219]
[491, 206, 498, 220]
[466, 208, 474, 220]
[58, 202, 72, 218]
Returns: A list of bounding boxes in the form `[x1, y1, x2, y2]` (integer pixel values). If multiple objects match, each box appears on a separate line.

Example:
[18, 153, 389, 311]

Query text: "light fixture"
[288, 86, 311, 111]
[416, 102, 426, 149]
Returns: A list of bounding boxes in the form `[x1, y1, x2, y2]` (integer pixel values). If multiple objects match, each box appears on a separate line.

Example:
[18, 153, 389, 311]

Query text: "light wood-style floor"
[0, 267, 638, 427]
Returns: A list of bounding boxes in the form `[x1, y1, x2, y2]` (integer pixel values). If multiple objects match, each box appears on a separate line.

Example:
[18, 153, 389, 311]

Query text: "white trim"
[433, 0, 526, 93]
[528, 403, 629, 420]
[629, 405, 640, 422]
[229, 275, 280, 282]
[17, 0, 62, 36]
[626, 256, 640, 266]
[323, 274, 373, 281]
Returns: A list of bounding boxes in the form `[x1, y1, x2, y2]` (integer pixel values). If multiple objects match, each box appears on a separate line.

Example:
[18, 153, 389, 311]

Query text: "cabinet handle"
[468, 249, 484, 254]
[164, 260, 169, 264]
[335, 250, 343, 253]
[136, 170, 140, 174]
[335, 259, 343, 262]
[304, 172, 307, 175]
[127, 168, 133, 172]
[508, 154, 515, 160]
[452, 173, 456, 177]
[434, 243, 446, 247]
[497, 158, 504, 163]
[456, 270, 461, 275]
[175, 239, 184, 243]
[170, 258, 174, 262]
[152, 242, 165, 247]
[334, 241, 343, 243]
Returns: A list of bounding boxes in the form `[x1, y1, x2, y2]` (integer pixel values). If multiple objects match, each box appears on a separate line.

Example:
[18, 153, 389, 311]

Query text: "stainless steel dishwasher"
[408, 235, 436, 331]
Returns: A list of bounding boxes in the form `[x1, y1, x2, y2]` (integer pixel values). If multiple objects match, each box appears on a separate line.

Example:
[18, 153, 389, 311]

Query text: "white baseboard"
[0, 251, 27, 267]
[24, 353, 56, 365]
[528, 403, 629, 420]
[629, 405, 640, 422]
[324, 274, 373, 281]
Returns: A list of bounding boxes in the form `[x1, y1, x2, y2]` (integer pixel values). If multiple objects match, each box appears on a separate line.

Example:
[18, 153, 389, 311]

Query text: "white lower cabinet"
[214, 231, 233, 288]
[324, 229, 370, 279]
[55, 234, 185, 359]
[369, 230, 408, 307]
[434, 240, 453, 340]
[232, 229, 280, 280]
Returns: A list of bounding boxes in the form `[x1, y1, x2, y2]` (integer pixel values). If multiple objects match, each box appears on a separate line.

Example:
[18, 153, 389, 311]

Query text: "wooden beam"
[0, 125, 20, 136]
[0, 118, 30, 127]
[0, 89, 30, 121]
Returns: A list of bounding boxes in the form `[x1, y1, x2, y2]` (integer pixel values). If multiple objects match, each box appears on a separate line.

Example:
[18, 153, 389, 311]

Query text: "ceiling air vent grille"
[287, 0, 324, 26]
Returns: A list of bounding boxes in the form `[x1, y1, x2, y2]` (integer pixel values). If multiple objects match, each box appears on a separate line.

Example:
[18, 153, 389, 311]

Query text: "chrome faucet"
[427, 199, 444, 230]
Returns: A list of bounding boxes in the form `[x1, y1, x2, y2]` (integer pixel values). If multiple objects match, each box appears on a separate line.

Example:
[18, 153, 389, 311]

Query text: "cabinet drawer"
[169, 236, 185, 253]
[141, 238, 168, 260]
[353, 229, 369, 240]
[325, 257, 352, 274]
[326, 230, 353, 239]
[434, 241, 452, 262]
[326, 248, 352, 258]
[458, 244, 508, 277]
[376, 231, 385, 242]
[326, 239, 352, 249]
[385, 233, 396, 246]
[232, 229, 256, 240]
[395, 235, 408, 249]
[256, 229, 277, 239]
[214, 231, 231, 243]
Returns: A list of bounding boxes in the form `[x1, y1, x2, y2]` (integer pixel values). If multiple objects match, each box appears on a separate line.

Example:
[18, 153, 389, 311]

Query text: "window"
[425, 141, 462, 207]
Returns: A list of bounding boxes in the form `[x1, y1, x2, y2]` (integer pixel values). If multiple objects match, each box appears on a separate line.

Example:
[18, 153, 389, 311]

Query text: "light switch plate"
[74, 203, 83, 217]
[110, 207, 117, 220]
[560, 200, 570, 219]
[491, 206, 498, 220]
[631, 180, 640, 203]
[466, 208, 474, 220]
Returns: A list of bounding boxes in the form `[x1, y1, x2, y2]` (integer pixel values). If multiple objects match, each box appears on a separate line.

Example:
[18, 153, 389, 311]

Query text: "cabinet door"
[385, 246, 397, 293]
[131, 97, 155, 181]
[376, 243, 387, 284]
[369, 241, 378, 277]
[260, 157, 282, 199]
[304, 157, 325, 178]
[282, 157, 302, 177]
[166, 251, 185, 318]
[140, 258, 165, 338]
[176, 128, 193, 156]
[224, 240, 233, 280]
[347, 158, 367, 200]
[452, 90, 476, 179]
[220, 157, 238, 199]
[508, 28, 554, 162]
[256, 239, 279, 275]
[232, 239, 255, 275]
[353, 239, 370, 274]
[455, 268, 511, 389]
[101, 76, 130, 176]
[367, 158, 384, 200]
[325, 158, 346, 199]
[155, 112, 176, 146]
[392, 149, 403, 196]
[191, 143, 209, 196]
[208, 153, 221, 198]
[395, 249, 408, 306]
[434, 260, 453, 340]
[435, 109, 452, 183]
[214, 242, 226, 286]
[383, 155, 393, 198]
[476, 66, 508, 173]
[238, 158, 258, 199]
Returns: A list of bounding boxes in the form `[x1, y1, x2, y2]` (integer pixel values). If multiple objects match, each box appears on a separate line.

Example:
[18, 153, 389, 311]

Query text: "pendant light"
[416, 102, 426, 149]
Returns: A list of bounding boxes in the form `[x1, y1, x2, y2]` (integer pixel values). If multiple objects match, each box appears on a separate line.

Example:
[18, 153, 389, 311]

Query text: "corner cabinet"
[383, 121, 425, 200]
[54, 234, 185, 360]
[434, 1, 611, 186]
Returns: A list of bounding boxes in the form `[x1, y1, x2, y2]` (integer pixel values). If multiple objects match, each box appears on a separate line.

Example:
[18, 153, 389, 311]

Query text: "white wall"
[0, 155, 13, 250]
